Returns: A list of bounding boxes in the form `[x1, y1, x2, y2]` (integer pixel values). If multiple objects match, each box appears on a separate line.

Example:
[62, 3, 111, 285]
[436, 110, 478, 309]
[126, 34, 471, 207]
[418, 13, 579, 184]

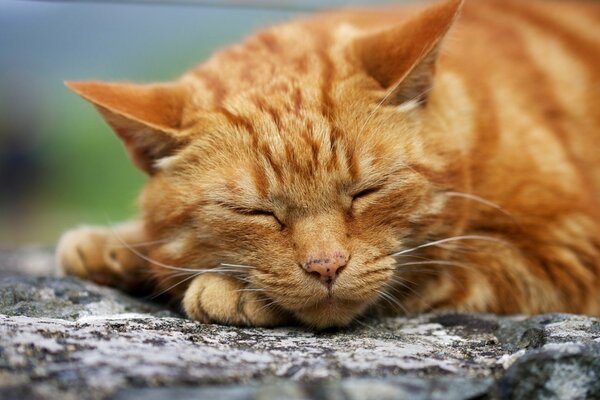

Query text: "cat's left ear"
[65, 80, 189, 174]
[353, 0, 463, 106]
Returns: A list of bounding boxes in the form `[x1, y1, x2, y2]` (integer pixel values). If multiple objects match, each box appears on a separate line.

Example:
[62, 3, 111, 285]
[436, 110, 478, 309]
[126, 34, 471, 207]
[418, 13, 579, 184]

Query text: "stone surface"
[1, 249, 600, 399]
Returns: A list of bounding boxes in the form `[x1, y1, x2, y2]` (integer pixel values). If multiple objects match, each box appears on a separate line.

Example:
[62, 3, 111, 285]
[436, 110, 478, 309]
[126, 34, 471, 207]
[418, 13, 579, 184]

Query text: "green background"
[0, 0, 395, 248]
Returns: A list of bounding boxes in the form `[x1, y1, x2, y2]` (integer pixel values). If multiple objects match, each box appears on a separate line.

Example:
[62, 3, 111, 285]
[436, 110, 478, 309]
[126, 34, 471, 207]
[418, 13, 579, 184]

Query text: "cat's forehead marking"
[180, 21, 407, 198]
[216, 118, 356, 204]
[186, 20, 343, 109]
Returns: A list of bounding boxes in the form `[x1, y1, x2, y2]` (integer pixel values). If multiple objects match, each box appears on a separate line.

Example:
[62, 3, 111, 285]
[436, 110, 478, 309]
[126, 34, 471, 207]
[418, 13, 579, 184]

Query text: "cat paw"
[183, 273, 290, 327]
[56, 225, 143, 287]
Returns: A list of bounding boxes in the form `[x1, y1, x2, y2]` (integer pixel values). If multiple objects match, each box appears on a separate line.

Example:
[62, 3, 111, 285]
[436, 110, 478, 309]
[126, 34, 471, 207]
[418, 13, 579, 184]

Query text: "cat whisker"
[250, 274, 300, 289]
[385, 274, 422, 299]
[107, 238, 171, 249]
[375, 288, 409, 315]
[352, 317, 379, 333]
[444, 191, 516, 220]
[366, 83, 433, 131]
[387, 273, 418, 287]
[106, 221, 253, 276]
[219, 263, 256, 269]
[382, 277, 448, 314]
[256, 298, 282, 314]
[392, 268, 453, 276]
[210, 268, 252, 274]
[148, 271, 203, 300]
[236, 271, 275, 284]
[355, 84, 432, 162]
[357, 85, 400, 138]
[235, 288, 267, 293]
[392, 254, 438, 261]
[391, 264, 470, 297]
[385, 289, 435, 315]
[156, 268, 253, 285]
[395, 260, 475, 271]
[353, 78, 433, 156]
[107, 225, 205, 273]
[160, 270, 198, 279]
[390, 235, 510, 257]
[151, 266, 260, 299]
[433, 242, 478, 254]
[192, 267, 255, 275]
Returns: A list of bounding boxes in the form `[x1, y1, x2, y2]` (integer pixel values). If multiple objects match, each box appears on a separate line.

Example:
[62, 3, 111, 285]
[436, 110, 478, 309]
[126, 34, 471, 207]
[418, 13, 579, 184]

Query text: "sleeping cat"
[57, 0, 600, 328]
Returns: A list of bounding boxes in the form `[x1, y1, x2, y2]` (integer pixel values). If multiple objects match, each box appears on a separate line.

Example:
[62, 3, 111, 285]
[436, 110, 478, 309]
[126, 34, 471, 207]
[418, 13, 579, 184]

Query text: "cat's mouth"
[259, 257, 394, 327]
[320, 292, 352, 306]
[290, 285, 373, 313]
[291, 297, 369, 328]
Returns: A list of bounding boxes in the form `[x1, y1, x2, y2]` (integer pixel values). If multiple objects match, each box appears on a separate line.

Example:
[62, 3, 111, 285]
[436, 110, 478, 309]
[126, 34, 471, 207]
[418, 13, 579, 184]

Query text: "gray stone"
[1, 249, 599, 399]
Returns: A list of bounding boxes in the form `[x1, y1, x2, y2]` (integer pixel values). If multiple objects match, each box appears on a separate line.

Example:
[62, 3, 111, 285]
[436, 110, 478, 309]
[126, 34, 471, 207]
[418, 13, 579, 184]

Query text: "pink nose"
[301, 252, 348, 288]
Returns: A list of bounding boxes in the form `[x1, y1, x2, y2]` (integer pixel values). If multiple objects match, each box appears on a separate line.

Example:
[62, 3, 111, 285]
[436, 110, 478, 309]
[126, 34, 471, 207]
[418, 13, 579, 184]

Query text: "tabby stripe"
[193, 69, 228, 107]
[477, 9, 595, 197]
[446, 15, 502, 189]
[259, 142, 285, 184]
[292, 86, 304, 116]
[257, 31, 282, 55]
[252, 94, 282, 130]
[495, 1, 600, 131]
[300, 120, 321, 169]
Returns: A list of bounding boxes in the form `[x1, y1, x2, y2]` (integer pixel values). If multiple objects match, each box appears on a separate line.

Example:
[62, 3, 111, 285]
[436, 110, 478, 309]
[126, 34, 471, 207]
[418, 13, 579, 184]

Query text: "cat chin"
[292, 299, 369, 329]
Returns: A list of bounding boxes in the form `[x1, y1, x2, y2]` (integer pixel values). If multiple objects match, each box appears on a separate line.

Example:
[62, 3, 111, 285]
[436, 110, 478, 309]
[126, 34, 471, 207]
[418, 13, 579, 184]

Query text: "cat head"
[66, 0, 464, 328]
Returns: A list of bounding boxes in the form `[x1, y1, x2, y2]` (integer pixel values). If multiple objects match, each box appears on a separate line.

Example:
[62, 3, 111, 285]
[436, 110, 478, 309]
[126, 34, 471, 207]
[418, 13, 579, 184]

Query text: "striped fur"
[58, 0, 600, 328]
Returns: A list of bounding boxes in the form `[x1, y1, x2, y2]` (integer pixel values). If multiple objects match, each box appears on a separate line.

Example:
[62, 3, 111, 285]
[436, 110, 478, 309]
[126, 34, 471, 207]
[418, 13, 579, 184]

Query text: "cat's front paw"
[56, 225, 143, 287]
[183, 273, 290, 327]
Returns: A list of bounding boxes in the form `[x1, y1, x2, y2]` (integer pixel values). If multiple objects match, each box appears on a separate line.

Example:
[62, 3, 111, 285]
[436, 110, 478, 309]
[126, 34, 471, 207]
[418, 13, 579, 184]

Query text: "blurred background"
[0, 0, 395, 249]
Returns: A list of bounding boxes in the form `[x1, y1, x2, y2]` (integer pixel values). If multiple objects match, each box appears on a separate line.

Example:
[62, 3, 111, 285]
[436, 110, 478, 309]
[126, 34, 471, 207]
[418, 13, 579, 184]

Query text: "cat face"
[66, 0, 463, 327]
[143, 84, 444, 327]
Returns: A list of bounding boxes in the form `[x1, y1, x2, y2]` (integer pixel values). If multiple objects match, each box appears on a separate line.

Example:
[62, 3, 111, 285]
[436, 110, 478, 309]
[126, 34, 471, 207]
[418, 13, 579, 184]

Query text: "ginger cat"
[57, 0, 600, 328]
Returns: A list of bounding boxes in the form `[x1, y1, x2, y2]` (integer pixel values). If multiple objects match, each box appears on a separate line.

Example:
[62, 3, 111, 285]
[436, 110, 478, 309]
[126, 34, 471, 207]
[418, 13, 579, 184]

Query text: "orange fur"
[58, 0, 600, 328]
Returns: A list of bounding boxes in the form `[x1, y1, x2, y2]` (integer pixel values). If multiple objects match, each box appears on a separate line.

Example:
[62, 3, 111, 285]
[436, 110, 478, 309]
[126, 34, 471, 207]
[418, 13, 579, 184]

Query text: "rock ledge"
[1, 250, 599, 399]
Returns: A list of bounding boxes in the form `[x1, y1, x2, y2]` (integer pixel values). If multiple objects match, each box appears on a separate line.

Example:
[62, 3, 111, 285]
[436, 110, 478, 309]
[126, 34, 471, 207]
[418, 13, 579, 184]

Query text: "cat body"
[58, 0, 600, 328]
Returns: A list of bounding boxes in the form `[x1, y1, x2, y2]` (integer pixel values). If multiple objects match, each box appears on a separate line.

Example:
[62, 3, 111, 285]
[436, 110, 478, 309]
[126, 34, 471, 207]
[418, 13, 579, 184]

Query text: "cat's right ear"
[65, 80, 190, 174]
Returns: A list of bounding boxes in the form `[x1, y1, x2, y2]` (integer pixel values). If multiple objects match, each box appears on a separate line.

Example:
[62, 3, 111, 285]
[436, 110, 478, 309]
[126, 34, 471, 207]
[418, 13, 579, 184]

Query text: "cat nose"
[301, 252, 348, 288]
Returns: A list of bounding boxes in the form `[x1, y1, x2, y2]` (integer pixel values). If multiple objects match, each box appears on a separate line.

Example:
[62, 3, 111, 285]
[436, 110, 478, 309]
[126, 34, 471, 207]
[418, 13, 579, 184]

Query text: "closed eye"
[352, 186, 382, 201]
[232, 207, 285, 229]
[233, 208, 273, 217]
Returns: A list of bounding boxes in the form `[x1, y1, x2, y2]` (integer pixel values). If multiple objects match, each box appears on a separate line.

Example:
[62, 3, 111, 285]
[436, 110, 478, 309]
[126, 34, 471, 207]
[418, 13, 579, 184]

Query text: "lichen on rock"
[1, 250, 599, 399]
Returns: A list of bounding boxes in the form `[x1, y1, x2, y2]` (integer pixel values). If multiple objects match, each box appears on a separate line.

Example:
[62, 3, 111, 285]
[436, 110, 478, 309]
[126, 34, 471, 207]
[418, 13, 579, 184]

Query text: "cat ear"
[65, 80, 189, 174]
[353, 0, 463, 106]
